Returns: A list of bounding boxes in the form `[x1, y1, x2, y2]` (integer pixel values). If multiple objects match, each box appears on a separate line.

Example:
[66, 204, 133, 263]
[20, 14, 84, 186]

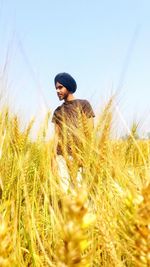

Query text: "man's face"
[55, 82, 69, 101]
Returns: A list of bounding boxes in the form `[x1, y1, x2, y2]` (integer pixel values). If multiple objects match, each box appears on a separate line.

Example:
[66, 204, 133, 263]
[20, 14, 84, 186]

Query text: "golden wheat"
[0, 99, 150, 266]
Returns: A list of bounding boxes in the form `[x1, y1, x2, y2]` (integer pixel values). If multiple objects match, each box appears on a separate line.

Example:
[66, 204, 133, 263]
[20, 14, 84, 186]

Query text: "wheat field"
[0, 99, 150, 267]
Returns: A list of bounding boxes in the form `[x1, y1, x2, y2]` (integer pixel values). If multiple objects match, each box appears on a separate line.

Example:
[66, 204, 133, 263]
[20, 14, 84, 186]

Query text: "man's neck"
[65, 94, 75, 102]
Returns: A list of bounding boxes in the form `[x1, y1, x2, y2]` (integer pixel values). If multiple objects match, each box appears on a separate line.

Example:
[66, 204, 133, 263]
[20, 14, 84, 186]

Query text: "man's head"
[54, 72, 77, 101]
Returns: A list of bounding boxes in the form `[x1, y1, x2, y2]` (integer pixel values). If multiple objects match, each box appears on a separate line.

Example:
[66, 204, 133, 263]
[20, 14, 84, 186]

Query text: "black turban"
[54, 72, 77, 93]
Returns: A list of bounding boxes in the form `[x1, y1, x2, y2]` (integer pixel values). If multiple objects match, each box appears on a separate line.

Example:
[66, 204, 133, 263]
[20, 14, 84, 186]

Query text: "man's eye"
[56, 86, 63, 90]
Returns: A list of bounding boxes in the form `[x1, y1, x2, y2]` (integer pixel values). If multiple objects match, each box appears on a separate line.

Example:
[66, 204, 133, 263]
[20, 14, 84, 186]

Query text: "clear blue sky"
[0, 0, 150, 136]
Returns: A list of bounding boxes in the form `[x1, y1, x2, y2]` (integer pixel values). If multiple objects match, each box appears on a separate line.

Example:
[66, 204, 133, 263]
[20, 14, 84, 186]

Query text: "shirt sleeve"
[82, 100, 95, 118]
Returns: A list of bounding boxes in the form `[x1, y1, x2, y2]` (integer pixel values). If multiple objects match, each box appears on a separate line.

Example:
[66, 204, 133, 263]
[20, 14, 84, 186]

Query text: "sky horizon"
[0, 0, 150, 137]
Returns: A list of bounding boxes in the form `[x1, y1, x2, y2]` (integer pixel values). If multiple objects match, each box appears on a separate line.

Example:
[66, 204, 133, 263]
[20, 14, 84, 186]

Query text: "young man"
[52, 72, 95, 189]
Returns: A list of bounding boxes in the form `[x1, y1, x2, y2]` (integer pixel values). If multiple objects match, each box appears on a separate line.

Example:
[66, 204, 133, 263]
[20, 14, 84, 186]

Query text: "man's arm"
[85, 117, 94, 139]
[82, 100, 95, 138]
[87, 117, 94, 130]
[53, 123, 60, 156]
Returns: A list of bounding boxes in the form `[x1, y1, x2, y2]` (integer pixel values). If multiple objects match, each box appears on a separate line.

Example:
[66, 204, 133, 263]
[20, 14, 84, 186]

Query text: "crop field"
[0, 99, 150, 267]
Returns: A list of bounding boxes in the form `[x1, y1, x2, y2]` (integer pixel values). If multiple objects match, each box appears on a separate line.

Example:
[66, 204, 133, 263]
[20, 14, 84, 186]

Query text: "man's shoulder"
[76, 99, 91, 106]
[76, 99, 95, 117]
[52, 103, 64, 123]
[53, 103, 64, 114]
[77, 99, 93, 108]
